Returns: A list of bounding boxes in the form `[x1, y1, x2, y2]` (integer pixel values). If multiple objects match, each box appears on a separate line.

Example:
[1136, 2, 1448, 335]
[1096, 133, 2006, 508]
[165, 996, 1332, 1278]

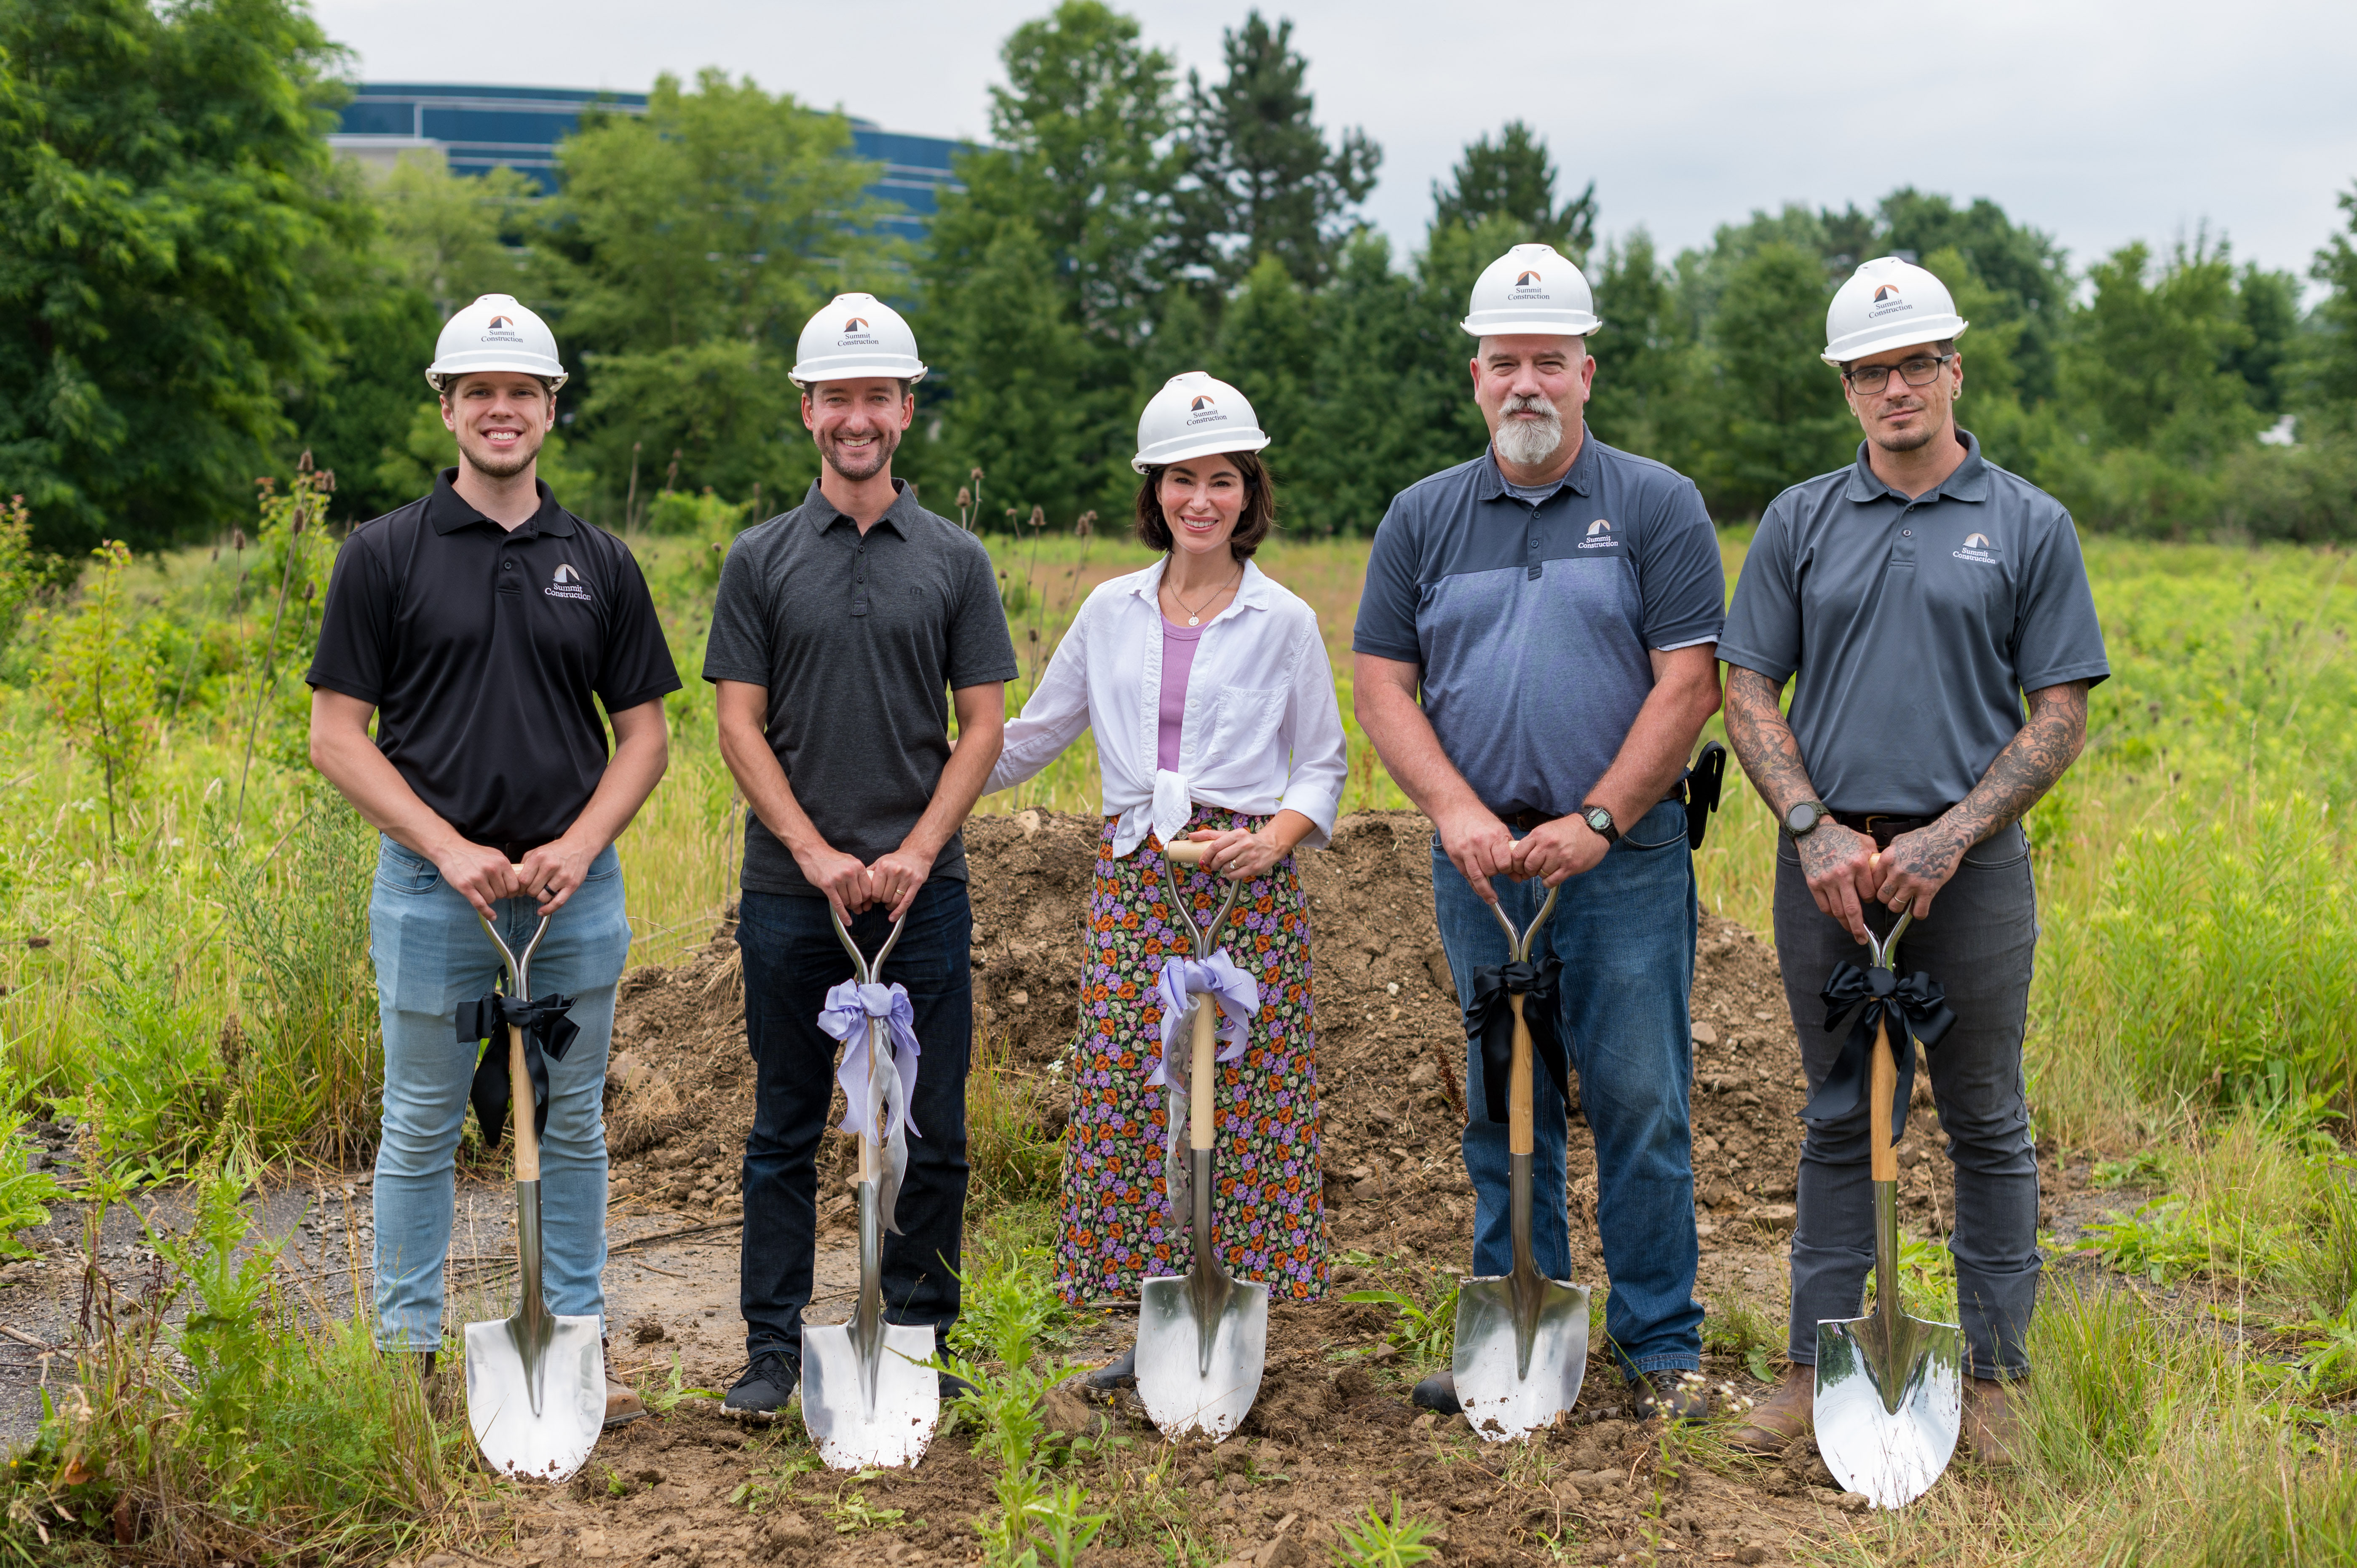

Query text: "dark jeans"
[1773, 823, 2040, 1379]
[1430, 798, 1705, 1377]
[736, 879, 974, 1364]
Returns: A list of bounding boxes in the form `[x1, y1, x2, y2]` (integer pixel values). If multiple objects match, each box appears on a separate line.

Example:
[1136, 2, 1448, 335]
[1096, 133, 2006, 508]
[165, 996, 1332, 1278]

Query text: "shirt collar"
[1476, 424, 1598, 502]
[1132, 555, 1274, 619]
[1840, 428, 1990, 506]
[803, 477, 918, 538]
[426, 469, 573, 536]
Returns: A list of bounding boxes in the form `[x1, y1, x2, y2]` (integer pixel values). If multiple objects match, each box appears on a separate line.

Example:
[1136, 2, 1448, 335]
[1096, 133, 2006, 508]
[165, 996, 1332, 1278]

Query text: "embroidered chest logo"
[1952, 532, 2000, 565]
[546, 563, 593, 601]
[1578, 517, 1617, 549]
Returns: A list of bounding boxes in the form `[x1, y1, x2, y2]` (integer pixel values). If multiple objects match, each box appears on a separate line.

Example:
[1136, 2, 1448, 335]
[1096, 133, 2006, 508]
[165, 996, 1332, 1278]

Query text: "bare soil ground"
[0, 810, 2104, 1565]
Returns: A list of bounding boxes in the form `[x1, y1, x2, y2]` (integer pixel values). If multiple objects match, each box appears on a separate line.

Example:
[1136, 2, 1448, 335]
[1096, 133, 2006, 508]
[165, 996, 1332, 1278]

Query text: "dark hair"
[1134, 450, 1276, 559]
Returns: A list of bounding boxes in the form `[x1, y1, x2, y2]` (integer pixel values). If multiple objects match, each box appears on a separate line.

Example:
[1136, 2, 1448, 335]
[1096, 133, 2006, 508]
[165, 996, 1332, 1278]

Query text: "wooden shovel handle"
[1188, 989, 1218, 1152]
[1869, 1018, 1897, 1183]
[1508, 993, 1535, 1158]
[1165, 840, 1211, 865]
[507, 1024, 539, 1182]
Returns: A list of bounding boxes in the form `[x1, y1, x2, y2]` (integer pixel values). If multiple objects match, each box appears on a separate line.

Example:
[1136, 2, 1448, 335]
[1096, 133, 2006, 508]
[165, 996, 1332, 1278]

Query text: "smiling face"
[1841, 339, 1964, 455]
[802, 377, 914, 481]
[1471, 335, 1595, 470]
[1155, 456, 1248, 560]
[441, 373, 555, 481]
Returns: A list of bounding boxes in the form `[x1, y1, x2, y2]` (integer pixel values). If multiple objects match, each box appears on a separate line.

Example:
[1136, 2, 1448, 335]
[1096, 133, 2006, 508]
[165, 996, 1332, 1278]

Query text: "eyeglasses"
[1842, 354, 1955, 394]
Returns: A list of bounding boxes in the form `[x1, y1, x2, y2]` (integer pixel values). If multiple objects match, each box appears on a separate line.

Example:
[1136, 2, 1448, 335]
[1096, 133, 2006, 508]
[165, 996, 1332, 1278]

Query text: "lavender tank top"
[1157, 618, 1206, 771]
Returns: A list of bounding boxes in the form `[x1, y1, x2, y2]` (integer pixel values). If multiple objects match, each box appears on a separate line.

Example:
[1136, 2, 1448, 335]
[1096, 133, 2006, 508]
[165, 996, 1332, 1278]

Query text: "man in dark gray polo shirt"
[1719, 256, 2107, 1462]
[703, 294, 1016, 1415]
[1354, 243, 1727, 1421]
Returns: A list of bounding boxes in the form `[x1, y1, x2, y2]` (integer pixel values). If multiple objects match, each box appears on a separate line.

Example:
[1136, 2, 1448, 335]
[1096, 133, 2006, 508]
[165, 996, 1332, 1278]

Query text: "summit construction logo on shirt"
[1579, 518, 1617, 549]
[1953, 532, 1999, 565]
[546, 563, 594, 602]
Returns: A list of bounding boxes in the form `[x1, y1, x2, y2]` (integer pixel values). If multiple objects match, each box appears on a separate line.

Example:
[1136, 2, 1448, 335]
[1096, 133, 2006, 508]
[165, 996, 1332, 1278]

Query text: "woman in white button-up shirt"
[987, 374, 1348, 1384]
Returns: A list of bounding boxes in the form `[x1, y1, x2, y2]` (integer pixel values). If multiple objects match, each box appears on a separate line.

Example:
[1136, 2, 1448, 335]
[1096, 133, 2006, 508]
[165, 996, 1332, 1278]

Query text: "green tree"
[1876, 189, 2069, 402]
[1209, 254, 1319, 481]
[2227, 263, 2302, 419]
[1173, 11, 1379, 292]
[375, 148, 536, 317]
[2311, 185, 2357, 425]
[1586, 229, 1700, 467]
[0, 0, 370, 553]
[1699, 242, 1856, 516]
[1429, 122, 1595, 261]
[2055, 236, 2260, 460]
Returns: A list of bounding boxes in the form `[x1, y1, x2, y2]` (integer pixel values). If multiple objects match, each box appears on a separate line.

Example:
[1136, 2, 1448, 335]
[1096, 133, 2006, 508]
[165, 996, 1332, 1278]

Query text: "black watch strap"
[1579, 803, 1619, 844]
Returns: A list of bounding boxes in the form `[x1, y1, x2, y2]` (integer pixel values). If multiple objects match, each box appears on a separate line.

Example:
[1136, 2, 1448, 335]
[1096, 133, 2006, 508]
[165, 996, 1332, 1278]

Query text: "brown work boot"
[1962, 1376, 2024, 1466]
[603, 1338, 648, 1429]
[1726, 1365, 1813, 1454]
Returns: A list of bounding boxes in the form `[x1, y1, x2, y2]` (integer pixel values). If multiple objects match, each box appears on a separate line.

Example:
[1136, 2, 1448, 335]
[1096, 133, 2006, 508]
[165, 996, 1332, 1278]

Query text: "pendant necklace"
[1169, 567, 1240, 627]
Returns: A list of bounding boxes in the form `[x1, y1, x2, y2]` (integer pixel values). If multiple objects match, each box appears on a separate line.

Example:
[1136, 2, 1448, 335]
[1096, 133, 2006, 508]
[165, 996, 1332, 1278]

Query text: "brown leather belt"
[1496, 809, 1553, 831]
[1833, 810, 1951, 849]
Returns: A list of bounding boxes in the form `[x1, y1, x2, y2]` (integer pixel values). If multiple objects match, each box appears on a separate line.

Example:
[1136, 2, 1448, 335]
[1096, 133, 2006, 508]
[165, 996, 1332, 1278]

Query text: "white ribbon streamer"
[818, 979, 923, 1234]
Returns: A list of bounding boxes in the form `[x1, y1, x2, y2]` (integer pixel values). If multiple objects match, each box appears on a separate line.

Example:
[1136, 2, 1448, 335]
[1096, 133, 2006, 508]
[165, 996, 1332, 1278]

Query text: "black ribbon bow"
[1803, 962, 1956, 1143]
[458, 992, 580, 1147]
[1463, 956, 1570, 1125]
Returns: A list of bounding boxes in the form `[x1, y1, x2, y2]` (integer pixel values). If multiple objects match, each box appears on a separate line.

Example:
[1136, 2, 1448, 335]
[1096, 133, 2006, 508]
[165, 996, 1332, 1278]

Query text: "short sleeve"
[1718, 498, 1804, 683]
[1634, 477, 1725, 651]
[945, 539, 1019, 689]
[305, 531, 392, 703]
[1350, 500, 1424, 663]
[594, 544, 683, 713]
[2012, 509, 2111, 692]
[702, 532, 775, 687]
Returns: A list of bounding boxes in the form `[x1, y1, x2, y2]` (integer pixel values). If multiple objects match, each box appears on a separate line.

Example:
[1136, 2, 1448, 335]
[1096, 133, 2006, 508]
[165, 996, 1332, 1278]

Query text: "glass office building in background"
[329, 83, 966, 237]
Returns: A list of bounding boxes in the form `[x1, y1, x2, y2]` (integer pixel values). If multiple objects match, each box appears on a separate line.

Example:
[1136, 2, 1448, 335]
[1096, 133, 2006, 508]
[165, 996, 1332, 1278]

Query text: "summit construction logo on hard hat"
[1183, 394, 1228, 428]
[1867, 283, 1914, 321]
[1516, 271, 1541, 286]
[487, 315, 513, 329]
[546, 563, 593, 602]
[1579, 518, 1618, 550]
[1953, 532, 1999, 565]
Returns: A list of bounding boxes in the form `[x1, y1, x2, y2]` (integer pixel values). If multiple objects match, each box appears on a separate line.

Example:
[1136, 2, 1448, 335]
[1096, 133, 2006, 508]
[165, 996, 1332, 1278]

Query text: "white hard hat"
[1131, 371, 1271, 474]
[425, 294, 567, 393]
[1460, 243, 1602, 339]
[1822, 256, 1970, 366]
[790, 292, 927, 387]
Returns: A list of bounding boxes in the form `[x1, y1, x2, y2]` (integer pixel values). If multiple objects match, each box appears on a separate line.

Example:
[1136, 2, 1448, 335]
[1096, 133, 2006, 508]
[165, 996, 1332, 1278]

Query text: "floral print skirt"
[1055, 807, 1328, 1306]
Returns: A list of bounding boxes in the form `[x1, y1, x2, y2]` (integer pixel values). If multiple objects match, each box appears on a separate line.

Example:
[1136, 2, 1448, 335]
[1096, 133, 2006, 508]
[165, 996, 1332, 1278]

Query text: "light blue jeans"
[1430, 798, 1705, 1378]
[368, 836, 629, 1350]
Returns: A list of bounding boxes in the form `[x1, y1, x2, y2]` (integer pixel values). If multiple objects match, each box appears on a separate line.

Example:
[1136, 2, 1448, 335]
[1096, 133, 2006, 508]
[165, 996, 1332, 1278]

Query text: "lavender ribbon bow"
[818, 979, 923, 1234]
[1147, 951, 1260, 1221]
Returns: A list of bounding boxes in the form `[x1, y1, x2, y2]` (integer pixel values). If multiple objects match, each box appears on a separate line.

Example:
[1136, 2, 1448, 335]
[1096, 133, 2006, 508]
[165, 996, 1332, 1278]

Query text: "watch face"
[1585, 807, 1613, 832]
[1786, 802, 1818, 834]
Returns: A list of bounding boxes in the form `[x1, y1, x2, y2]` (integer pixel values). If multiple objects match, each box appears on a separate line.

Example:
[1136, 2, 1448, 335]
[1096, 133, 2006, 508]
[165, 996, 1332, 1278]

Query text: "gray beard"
[1493, 405, 1565, 468]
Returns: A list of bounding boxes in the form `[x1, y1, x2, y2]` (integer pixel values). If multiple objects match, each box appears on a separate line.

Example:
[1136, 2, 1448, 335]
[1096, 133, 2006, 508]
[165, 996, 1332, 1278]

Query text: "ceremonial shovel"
[465, 911, 605, 1483]
[1453, 884, 1592, 1442]
[1814, 911, 1962, 1508]
[801, 908, 940, 1469]
[1134, 838, 1268, 1442]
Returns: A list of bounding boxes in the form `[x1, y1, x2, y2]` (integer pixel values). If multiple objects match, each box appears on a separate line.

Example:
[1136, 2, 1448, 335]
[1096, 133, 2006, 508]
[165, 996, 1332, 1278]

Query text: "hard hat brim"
[1459, 315, 1603, 339]
[789, 358, 928, 389]
[1821, 318, 1969, 367]
[426, 362, 569, 394]
[1129, 432, 1272, 475]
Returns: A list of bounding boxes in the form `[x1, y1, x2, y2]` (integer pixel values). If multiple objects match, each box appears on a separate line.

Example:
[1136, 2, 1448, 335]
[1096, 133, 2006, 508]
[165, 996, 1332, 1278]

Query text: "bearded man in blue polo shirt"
[1718, 257, 2107, 1464]
[1355, 244, 1728, 1421]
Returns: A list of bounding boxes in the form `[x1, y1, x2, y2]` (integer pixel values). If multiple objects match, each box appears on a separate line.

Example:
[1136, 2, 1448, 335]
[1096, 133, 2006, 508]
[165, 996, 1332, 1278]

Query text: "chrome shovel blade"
[464, 1313, 604, 1480]
[1136, 1272, 1268, 1442]
[1452, 1269, 1589, 1442]
[801, 1321, 941, 1469]
[1814, 1182, 1962, 1508]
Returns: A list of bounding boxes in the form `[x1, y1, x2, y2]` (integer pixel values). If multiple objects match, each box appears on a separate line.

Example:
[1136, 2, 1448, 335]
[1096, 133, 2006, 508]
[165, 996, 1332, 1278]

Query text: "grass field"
[5, 513, 2357, 1560]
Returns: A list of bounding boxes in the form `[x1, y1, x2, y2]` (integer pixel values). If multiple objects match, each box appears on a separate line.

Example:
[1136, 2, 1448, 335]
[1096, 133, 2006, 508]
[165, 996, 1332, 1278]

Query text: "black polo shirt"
[701, 479, 1017, 896]
[307, 470, 681, 852]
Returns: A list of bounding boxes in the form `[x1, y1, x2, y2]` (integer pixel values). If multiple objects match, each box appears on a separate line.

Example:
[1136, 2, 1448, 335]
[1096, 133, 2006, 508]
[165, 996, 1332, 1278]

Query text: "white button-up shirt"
[986, 557, 1348, 857]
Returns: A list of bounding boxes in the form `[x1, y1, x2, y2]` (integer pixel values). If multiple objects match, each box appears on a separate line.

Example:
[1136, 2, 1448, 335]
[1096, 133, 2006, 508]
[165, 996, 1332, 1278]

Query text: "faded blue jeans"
[368, 836, 629, 1350]
[1431, 798, 1704, 1378]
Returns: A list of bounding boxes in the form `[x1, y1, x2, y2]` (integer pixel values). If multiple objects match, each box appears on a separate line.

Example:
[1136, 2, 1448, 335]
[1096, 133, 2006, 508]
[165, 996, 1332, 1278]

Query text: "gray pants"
[1772, 824, 2040, 1379]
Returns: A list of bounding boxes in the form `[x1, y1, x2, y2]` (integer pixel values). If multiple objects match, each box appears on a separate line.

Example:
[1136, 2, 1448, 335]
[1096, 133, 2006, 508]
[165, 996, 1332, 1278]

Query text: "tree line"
[8, 0, 2357, 557]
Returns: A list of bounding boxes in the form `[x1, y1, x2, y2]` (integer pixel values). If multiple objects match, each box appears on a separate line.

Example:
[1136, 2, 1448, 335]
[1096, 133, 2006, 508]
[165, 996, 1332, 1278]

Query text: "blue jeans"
[735, 880, 974, 1362]
[1431, 798, 1703, 1378]
[368, 836, 629, 1350]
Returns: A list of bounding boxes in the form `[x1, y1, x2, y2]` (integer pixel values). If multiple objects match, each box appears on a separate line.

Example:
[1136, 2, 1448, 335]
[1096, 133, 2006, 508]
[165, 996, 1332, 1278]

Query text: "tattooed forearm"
[1723, 667, 1821, 817]
[1941, 681, 2090, 849]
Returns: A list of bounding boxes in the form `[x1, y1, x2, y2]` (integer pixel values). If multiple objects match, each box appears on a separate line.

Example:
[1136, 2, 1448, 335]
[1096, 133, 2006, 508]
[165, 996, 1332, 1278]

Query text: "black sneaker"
[1630, 1370, 1710, 1424]
[724, 1349, 800, 1416]
[938, 1368, 977, 1402]
[1411, 1370, 1461, 1414]
[1085, 1345, 1137, 1391]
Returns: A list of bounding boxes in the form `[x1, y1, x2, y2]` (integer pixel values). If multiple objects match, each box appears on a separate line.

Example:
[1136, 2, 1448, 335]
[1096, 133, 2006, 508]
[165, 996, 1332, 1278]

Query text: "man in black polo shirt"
[703, 294, 1017, 1415]
[1719, 258, 2107, 1461]
[308, 294, 680, 1424]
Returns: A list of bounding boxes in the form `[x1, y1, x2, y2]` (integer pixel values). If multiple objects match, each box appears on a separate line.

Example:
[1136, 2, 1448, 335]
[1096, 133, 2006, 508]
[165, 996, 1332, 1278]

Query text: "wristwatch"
[1783, 800, 1833, 839]
[1578, 803, 1619, 844]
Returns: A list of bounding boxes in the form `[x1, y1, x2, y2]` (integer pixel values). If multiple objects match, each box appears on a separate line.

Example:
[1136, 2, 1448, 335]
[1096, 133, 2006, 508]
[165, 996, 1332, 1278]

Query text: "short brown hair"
[1134, 450, 1277, 559]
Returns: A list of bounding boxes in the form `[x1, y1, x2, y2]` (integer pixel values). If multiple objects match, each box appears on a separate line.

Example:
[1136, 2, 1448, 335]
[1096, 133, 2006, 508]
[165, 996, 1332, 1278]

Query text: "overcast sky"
[313, 0, 2357, 285]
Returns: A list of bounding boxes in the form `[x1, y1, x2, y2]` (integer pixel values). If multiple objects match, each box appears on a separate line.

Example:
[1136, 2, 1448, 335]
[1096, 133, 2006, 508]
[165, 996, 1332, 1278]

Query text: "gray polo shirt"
[703, 480, 1018, 896]
[1719, 431, 2110, 817]
[1353, 431, 1726, 819]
